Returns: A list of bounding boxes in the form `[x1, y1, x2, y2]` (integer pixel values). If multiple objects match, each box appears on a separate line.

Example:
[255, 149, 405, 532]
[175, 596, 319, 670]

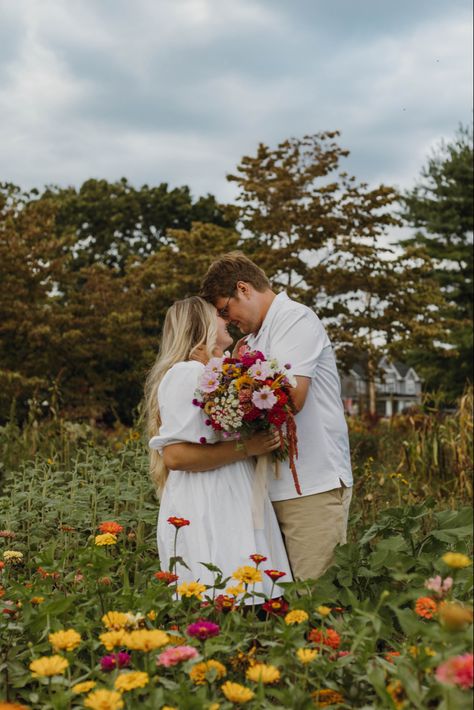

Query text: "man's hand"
[232, 336, 248, 358]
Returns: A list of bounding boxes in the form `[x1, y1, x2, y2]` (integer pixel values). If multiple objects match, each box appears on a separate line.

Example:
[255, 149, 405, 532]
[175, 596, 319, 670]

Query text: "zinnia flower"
[221, 681, 254, 704]
[154, 571, 179, 584]
[215, 594, 235, 612]
[442, 552, 471, 569]
[48, 628, 81, 652]
[189, 660, 227, 685]
[436, 654, 473, 689]
[261, 598, 289, 616]
[31, 596, 45, 605]
[177, 581, 206, 599]
[30, 655, 69, 677]
[0, 530, 16, 539]
[308, 628, 341, 650]
[225, 584, 245, 597]
[311, 689, 345, 707]
[285, 609, 309, 625]
[114, 671, 149, 692]
[232, 566, 262, 584]
[187, 619, 220, 640]
[414, 596, 438, 619]
[424, 575, 453, 597]
[157, 645, 198, 667]
[296, 648, 318, 664]
[98, 522, 124, 535]
[438, 601, 473, 630]
[246, 663, 280, 684]
[167, 517, 191, 529]
[99, 630, 127, 651]
[3, 551, 23, 564]
[94, 533, 118, 546]
[100, 652, 131, 671]
[264, 569, 286, 581]
[122, 629, 169, 651]
[72, 681, 97, 694]
[316, 605, 332, 617]
[249, 554, 267, 565]
[101, 611, 129, 630]
[84, 689, 124, 709]
[252, 387, 277, 409]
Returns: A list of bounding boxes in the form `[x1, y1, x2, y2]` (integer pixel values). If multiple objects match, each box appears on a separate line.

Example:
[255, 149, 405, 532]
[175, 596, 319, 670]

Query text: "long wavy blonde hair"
[144, 296, 218, 494]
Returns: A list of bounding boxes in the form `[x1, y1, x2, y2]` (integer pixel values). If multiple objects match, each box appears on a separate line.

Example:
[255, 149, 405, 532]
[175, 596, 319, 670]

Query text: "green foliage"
[403, 125, 474, 398]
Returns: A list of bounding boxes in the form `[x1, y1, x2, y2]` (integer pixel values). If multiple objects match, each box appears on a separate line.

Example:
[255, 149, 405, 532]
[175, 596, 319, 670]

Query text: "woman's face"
[214, 312, 233, 354]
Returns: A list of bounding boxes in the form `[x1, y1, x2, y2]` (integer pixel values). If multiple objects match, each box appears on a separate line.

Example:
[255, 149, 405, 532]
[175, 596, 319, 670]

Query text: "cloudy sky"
[0, 0, 472, 202]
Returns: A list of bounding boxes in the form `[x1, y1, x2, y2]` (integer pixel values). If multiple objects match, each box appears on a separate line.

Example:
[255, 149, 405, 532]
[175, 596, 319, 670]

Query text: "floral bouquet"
[193, 348, 301, 495]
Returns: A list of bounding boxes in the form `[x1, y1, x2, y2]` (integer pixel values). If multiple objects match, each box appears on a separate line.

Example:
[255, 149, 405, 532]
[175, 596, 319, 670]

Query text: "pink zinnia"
[425, 575, 453, 597]
[157, 645, 198, 667]
[186, 619, 220, 640]
[252, 387, 277, 409]
[436, 654, 473, 690]
[100, 652, 131, 671]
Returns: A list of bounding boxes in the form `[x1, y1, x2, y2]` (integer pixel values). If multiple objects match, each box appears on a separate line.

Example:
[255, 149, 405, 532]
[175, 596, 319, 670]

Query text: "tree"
[228, 132, 448, 411]
[403, 125, 473, 397]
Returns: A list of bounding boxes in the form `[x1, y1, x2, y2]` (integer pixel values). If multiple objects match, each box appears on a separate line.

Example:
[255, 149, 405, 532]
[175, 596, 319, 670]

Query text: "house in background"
[340, 356, 423, 417]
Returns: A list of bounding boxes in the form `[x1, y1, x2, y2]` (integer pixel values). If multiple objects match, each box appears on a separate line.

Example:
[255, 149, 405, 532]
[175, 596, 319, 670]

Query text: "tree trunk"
[367, 357, 377, 416]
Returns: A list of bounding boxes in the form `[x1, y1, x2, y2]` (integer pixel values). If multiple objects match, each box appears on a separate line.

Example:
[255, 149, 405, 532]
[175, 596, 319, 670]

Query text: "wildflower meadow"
[0, 405, 472, 710]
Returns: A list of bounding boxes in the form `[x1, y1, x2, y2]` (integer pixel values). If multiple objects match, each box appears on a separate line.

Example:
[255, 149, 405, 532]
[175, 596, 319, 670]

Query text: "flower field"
[0, 435, 473, 709]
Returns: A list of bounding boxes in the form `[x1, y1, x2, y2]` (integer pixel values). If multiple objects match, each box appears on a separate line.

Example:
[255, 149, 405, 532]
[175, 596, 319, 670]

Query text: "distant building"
[340, 356, 423, 416]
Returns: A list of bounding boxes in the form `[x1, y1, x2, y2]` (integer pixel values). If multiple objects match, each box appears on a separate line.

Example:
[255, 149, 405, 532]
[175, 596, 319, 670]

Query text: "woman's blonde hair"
[144, 296, 218, 494]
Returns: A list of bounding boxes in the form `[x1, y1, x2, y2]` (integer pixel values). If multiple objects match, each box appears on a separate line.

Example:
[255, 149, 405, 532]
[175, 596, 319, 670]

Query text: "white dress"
[149, 360, 292, 599]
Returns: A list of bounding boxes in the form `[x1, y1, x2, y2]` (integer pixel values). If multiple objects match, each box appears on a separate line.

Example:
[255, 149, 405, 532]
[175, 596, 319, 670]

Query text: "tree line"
[0, 127, 472, 425]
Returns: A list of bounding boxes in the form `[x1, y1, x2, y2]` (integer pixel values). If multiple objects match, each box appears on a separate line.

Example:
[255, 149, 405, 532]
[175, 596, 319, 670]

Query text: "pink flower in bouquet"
[248, 360, 274, 381]
[200, 374, 219, 393]
[204, 357, 224, 375]
[157, 645, 198, 667]
[436, 653, 473, 689]
[252, 387, 277, 409]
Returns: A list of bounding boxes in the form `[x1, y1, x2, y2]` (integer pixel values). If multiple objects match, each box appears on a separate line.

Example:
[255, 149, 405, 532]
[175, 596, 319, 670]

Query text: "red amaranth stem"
[287, 413, 302, 495]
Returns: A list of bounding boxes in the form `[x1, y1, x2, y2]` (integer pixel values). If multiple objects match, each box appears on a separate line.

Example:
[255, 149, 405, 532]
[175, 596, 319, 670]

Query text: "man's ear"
[236, 281, 252, 298]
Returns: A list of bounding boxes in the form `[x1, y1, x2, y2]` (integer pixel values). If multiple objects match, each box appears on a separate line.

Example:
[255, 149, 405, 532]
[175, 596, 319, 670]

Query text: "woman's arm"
[163, 430, 281, 472]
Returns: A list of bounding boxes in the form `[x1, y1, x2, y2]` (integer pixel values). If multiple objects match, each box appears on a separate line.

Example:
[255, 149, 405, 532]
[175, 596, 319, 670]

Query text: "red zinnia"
[264, 569, 286, 581]
[249, 554, 267, 565]
[215, 594, 235, 613]
[308, 627, 341, 650]
[98, 521, 124, 534]
[154, 571, 179, 584]
[267, 408, 287, 427]
[167, 517, 190, 528]
[261, 598, 289, 616]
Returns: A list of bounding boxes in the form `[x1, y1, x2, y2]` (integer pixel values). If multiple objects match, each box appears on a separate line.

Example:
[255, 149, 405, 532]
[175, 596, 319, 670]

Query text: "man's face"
[215, 283, 263, 335]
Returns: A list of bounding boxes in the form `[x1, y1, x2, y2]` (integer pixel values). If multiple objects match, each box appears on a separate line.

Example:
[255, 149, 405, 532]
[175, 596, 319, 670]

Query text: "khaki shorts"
[272, 485, 352, 582]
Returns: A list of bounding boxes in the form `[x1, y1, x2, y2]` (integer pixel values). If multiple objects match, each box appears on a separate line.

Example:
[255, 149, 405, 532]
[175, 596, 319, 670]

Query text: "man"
[201, 252, 352, 581]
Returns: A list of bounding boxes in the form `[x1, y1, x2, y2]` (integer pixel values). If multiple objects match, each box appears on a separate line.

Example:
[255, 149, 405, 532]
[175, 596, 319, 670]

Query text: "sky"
[0, 0, 472, 203]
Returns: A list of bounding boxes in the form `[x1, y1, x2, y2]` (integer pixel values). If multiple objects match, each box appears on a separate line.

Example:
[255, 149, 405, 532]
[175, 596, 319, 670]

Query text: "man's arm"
[291, 375, 311, 413]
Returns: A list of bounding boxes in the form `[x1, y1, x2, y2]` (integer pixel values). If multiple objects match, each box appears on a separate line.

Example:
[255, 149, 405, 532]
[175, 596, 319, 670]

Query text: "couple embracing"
[145, 253, 352, 600]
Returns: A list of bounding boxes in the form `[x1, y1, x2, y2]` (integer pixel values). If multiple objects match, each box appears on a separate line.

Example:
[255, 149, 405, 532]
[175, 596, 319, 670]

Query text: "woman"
[145, 297, 292, 599]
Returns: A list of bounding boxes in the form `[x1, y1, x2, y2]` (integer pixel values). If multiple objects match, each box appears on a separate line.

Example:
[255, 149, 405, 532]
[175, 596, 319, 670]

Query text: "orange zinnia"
[308, 628, 341, 650]
[98, 521, 124, 534]
[415, 596, 438, 619]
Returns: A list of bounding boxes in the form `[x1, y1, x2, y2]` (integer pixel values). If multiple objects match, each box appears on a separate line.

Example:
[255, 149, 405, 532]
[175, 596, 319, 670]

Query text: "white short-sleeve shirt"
[246, 292, 353, 501]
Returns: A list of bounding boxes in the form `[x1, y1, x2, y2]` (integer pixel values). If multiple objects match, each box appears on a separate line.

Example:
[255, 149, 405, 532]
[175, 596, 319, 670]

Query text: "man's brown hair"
[200, 251, 271, 303]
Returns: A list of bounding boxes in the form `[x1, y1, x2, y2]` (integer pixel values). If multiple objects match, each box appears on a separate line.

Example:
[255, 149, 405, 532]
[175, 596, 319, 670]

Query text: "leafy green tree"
[403, 126, 473, 397]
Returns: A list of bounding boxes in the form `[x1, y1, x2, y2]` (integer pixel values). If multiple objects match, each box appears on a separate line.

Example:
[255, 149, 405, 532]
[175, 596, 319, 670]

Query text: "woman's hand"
[244, 429, 281, 457]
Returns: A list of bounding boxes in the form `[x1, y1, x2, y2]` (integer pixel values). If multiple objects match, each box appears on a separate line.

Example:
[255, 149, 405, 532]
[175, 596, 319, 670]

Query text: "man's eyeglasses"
[217, 295, 233, 319]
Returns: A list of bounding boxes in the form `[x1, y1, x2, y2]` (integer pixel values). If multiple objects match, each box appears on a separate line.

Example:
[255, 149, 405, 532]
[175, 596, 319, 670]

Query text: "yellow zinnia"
[221, 681, 255, 704]
[99, 629, 127, 650]
[3, 551, 23, 562]
[114, 671, 149, 692]
[285, 609, 309, 625]
[232, 566, 262, 585]
[246, 663, 280, 684]
[95, 533, 118, 546]
[48, 628, 81, 652]
[177, 581, 207, 599]
[31, 596, 45, 605]
[225, 584, 245, 597]
[297, 648, 318, 664]
[189, 660, 227, 685]
[316, 605, 332, 616]
[84, 689, 124, 710]
[442, 552, 471, 569]
[438, 601, 473, 630]
[72, 681, 97, 694]
[122, 629, 169, 651]
[30, 655, 69, 677]
[102, 611, 129, 630]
